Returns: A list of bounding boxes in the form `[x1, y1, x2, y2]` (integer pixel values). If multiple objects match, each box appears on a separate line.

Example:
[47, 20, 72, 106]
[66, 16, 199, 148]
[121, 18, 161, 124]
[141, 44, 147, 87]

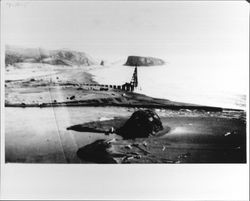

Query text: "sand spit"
[5, 75, 227, 112]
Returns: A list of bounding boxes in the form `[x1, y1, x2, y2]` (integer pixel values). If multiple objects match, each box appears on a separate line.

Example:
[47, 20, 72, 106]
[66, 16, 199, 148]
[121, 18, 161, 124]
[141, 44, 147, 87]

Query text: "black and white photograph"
[0, 0, 249, 199]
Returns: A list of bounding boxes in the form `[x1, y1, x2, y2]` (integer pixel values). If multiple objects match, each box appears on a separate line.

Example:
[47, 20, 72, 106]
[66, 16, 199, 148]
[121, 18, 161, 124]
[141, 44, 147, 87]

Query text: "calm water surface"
[5, 107, 132, 163]
[90, 57, 247, 110]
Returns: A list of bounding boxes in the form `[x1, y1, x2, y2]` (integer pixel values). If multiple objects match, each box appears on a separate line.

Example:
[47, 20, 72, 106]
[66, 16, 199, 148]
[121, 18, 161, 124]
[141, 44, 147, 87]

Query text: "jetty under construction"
[79, 66, 138, 92]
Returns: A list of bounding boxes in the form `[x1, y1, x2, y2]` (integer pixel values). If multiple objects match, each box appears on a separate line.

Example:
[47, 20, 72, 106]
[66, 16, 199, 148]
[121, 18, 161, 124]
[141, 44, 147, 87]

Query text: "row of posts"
[80, 83, 134, 92]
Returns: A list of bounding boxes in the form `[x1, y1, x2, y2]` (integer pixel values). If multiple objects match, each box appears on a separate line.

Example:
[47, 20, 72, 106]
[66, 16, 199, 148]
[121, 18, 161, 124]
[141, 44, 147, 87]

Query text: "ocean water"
[90, 57, 247, 110]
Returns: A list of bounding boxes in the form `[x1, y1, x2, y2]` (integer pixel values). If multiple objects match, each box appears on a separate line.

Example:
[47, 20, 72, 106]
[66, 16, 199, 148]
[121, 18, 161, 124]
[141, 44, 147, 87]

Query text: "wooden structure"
[130, 66, 138, 88]
[79, 66, 139, 92]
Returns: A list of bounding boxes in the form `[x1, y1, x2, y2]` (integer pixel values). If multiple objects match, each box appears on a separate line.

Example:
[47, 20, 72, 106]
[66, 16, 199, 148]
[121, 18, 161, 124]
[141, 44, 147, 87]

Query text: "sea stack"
[125, 56, 165, 66]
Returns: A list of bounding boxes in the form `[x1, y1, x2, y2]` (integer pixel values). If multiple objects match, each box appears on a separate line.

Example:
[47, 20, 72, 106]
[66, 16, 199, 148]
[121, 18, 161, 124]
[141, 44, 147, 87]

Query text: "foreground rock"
[67, 109, 169, 139]
[117, 109, 164, 139]
[75, 110, 173, 163]
[76, 138, 177, 164]
[125, 55, 165, 66]
[76, 114, 246, 163]
[77, 139, 118, 163]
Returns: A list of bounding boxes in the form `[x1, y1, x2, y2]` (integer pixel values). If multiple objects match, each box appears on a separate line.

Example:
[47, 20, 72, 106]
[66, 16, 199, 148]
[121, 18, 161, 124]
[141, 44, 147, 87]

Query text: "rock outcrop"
[117, 109, 164, 139]
[125, 56, 165, 66]
[76, 138, 177, 164]
[68, 109, 164, 140]
[77, 139, 118, 163]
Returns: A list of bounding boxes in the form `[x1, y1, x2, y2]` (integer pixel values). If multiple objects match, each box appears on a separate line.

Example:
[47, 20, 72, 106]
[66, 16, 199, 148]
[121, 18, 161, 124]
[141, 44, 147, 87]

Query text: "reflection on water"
[5, 107, 132, 163]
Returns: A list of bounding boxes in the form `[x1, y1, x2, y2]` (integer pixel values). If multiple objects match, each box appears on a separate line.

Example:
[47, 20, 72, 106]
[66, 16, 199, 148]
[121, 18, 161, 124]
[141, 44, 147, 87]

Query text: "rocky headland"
[5, 45, 97, 67]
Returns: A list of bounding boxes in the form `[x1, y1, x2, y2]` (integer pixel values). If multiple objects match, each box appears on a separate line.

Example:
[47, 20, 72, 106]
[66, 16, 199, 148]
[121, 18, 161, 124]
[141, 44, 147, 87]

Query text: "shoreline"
[5, 101, 239, 112]
[5, 63, 245, 112]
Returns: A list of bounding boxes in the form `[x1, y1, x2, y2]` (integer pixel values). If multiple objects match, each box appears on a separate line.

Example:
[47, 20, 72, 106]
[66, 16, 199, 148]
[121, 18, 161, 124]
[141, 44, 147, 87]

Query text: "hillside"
[5, 45, 97, 67]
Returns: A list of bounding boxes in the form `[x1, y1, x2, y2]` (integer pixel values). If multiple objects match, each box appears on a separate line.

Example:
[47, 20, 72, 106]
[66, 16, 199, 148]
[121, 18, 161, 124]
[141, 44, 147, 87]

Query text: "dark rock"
[70, 95, 75, 100]
[100, 87, 108, 91]
[125, 56, 165, 66]
[77, 139, 117, 163]
[117, 109, 163, 139]
[67, 117, 126, 133]
[76, 137, 175, 164]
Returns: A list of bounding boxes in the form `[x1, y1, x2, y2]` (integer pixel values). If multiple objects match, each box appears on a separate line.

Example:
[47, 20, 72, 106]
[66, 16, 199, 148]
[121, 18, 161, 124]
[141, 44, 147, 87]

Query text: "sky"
[1, 1, 249, 94]
[2, 1, 248, 61]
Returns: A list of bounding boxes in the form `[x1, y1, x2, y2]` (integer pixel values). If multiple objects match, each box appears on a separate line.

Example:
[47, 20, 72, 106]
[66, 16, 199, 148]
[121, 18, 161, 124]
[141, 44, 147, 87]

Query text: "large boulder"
[117, 109, 163, 139]
[125, 56, 165, 66]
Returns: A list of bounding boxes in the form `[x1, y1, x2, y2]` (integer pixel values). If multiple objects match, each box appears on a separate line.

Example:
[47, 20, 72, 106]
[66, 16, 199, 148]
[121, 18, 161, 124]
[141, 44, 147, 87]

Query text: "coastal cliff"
[5, 45, 97, 66]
